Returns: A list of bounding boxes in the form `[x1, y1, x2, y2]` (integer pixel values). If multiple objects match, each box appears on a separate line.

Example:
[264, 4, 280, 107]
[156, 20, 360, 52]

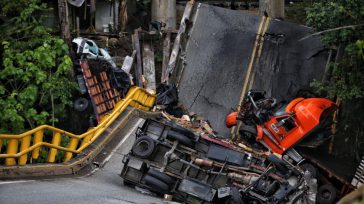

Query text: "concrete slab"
[177, 3, 327, 137]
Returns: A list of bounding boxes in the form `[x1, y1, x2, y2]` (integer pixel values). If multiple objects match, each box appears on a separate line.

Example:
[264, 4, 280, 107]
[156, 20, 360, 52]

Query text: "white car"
[72, 37, 117, 68]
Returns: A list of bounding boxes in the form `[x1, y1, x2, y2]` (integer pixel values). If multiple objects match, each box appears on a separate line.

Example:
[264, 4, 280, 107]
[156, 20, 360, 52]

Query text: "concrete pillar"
[151, 0, 177, 30]
[259, 0, 284, 19]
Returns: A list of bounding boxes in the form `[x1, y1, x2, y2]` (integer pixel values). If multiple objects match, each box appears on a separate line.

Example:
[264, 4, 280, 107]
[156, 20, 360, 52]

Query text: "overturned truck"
[121, 119, 319, 204]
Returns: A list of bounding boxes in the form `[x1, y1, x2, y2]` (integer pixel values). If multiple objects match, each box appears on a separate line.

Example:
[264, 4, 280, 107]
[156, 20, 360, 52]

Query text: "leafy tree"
[306, 0, 364, 101]
[0, 0, 76, 134]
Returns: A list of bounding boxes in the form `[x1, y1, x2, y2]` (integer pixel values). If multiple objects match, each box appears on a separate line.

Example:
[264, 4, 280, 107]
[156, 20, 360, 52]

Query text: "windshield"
[273, 104, 288, 116]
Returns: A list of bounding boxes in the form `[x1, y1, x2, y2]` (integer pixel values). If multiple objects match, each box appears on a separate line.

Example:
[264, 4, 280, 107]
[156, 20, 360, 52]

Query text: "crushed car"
[71, 37, 132, 124]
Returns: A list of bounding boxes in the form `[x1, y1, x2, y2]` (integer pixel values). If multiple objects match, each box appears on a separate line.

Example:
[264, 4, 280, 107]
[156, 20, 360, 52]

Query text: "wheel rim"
[322, 190, 332, 200]
[136, 140, 149, 152]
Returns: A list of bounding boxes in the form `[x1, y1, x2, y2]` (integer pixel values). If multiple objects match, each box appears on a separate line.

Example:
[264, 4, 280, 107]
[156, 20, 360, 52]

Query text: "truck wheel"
[123, 179, 135, 187]
[147, 168, 174, 186]
[239, 125, 267, 151]
[300, 163, 317, 178]
[74, 98, 89, 112]
[143, 175, 169, 194]
[317, 184, 337, 204]
[167, 131, 193, 146]
[238, 125, 257, 139]
[132, 136, 155, 159]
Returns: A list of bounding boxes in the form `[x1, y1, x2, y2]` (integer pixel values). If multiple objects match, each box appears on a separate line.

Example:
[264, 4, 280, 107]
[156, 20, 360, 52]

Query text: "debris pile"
[66, 2, 361, 203]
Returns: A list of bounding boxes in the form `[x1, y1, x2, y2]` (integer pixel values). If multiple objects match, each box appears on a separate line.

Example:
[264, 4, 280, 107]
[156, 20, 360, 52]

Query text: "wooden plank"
[165, 0, 195, 83]
[132, 29, 143, 87]
[161, 31, 171, 82]
[143, 42, 156, 94]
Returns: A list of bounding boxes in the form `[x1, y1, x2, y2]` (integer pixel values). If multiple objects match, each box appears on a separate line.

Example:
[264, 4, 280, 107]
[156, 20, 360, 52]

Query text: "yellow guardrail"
[0, 86, 155, 166]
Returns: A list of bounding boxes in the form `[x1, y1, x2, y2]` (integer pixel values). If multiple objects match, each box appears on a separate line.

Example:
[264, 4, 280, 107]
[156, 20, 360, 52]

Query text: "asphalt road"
[0, 119, 164, 204]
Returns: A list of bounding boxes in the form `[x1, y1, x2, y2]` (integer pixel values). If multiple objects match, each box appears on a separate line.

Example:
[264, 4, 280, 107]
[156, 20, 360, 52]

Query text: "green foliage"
[0, 0, 76, 134]
[306, 0, 364, 100]
[311, 40, 364, 100]
[285, 2, 313, 25]
[0, 0, 35, 16]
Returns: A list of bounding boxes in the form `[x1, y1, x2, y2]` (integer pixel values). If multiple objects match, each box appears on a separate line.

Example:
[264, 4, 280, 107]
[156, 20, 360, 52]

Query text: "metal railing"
[0, 86, 155, 166]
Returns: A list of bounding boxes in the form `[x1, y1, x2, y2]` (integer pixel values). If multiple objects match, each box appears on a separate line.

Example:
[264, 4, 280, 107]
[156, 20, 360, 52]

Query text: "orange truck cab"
[227, 91, 337, 154]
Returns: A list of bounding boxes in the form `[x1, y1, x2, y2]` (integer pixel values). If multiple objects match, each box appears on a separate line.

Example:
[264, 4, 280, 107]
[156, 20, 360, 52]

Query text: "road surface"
[0, 118, 164, 204]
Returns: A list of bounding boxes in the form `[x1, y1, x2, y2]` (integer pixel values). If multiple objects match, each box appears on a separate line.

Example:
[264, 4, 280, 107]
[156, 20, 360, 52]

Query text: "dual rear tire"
[143, 169, 174, 194]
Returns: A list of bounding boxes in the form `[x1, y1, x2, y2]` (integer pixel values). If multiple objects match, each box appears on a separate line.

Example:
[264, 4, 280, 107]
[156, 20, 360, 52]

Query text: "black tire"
[132, 136, 155, 159]
[167, 131, 193, 146]
[239, 125, 266, 151]
[317, 184, 337, 204]
[143, 175, 170, 194]
[123, 179, 135, 187]
[147, 168, 174, 186]
[239, 125, 258, 135]
[74, 98, 89, 112]
[300, 163, 317, 178]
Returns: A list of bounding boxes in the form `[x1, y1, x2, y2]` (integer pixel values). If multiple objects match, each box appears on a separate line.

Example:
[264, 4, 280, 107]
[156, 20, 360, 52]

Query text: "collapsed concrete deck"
[176, 3, 327, 137]
[173, 2, 356, 190]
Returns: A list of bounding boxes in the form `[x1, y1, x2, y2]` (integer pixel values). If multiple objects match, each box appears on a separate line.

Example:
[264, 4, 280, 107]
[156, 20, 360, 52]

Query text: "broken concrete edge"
[0, 107, 162, 179]
[337, 184, 364, 204]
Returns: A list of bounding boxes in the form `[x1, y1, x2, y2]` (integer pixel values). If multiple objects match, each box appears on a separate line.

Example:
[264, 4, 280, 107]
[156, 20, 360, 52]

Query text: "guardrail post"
[64, 138, 79, 162]
[5, 139, 18, 165]
[140, 93, 148, 110]
[81, 132, 93, 147]
[18, 135, 31, 165]
[32, 130, 44, 160]
[147, 96, 155, 108]
[47, 132, 61, 163]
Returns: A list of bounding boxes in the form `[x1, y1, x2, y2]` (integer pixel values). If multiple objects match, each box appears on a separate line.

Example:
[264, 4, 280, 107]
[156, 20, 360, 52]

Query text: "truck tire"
[74, 98, 89, 112]
[143, 175, 169, 194]
[238, 125, 257, 140]
[123, 179, 135, 187]
[132, 136, 155, 159]
[147, 168, 174, 186]
[317, 184, 337, 204]
[167, 131, 193, 146]
[239, 125, 267, 151]
[300, 163, 317, 178]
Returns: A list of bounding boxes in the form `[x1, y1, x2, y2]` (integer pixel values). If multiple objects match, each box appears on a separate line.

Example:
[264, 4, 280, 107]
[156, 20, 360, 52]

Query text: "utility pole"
[57, 0, 71, 44]
[259, 0, 284, 19]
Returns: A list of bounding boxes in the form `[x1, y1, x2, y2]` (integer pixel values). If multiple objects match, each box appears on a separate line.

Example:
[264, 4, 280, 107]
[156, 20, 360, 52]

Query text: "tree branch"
[299, 23, 364, 41]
